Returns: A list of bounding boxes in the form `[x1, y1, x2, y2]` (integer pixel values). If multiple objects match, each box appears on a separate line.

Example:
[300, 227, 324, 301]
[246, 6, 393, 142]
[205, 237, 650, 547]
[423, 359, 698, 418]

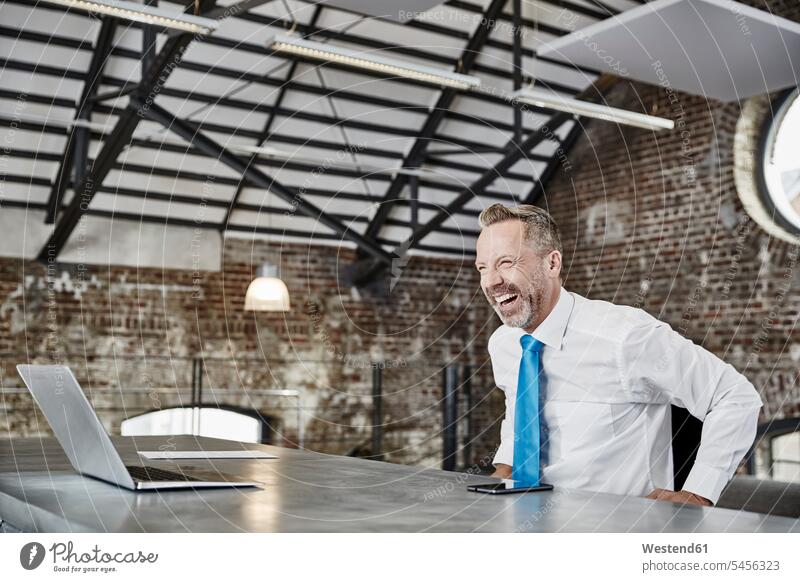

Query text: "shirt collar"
[525, 286, 573, 350]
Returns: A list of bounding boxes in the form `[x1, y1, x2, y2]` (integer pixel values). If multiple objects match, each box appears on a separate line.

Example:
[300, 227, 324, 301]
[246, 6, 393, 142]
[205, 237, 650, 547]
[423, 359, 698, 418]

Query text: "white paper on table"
[137, 450, 278, 460]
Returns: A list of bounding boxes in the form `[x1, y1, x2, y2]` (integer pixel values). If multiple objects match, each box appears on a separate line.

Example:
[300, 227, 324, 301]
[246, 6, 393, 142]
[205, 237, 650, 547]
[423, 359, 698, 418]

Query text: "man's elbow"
[715, 371, 763, 410]
[740, 376, 764, 408]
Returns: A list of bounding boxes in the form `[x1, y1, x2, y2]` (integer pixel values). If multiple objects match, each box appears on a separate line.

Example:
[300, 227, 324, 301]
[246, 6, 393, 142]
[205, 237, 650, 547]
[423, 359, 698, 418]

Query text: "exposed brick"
[0, 240, 502, 468]
[546, 75, 799, 422]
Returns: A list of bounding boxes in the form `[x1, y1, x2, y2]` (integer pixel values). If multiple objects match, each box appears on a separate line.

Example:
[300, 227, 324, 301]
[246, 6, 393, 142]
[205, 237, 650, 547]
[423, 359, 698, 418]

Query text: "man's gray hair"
[478, 203, 563, 255]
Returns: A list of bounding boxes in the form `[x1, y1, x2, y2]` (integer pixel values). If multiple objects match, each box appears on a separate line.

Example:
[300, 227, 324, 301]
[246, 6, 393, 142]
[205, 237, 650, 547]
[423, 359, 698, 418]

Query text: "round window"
[759, 88, 800, 235]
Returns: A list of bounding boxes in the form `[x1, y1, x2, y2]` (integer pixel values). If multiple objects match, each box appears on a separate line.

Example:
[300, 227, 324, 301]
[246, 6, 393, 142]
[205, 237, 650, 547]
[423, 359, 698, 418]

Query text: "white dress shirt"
[490, 286, 762, 504]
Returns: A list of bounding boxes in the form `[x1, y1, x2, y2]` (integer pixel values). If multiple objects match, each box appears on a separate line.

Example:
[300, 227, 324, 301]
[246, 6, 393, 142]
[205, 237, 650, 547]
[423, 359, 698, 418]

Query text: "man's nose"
[483, 267, 503, 288]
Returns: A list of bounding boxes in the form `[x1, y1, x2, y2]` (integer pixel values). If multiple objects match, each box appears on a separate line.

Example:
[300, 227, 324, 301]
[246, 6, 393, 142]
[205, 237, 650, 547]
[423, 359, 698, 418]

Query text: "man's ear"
[547, 251, 562, 277]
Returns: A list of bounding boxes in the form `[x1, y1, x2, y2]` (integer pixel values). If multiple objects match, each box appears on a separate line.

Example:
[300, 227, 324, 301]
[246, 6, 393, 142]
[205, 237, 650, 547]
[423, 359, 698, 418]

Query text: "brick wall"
[545, 0, 800, 422]
[1, 0, 797, 472]
[0, 239, 501, 468]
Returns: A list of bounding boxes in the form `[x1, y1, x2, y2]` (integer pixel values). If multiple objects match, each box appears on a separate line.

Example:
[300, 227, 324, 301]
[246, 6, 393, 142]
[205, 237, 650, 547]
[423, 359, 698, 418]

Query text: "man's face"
[475, 220, 548, 329]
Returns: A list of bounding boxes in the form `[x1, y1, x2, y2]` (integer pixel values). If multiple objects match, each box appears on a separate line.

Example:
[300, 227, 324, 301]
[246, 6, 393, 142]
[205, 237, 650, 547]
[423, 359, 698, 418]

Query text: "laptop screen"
[17, 365, 134, 488]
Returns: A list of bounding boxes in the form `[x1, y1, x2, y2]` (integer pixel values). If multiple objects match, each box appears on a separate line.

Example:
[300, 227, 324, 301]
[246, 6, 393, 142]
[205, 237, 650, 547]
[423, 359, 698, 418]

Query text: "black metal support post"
[372, 366, 383, 461]
[409, 174, 419, 229]
[360, 0, 508, 246]
[142, 1, 157, 75]
[45, 16, 117, 224]
[442, 364, 459, 471]
[191, 357, 205, 407]
[38, 0, 217, 260]
[512, 0, 523, 144]
[461, 364, 473, 468]
[220, 4, 323, 232]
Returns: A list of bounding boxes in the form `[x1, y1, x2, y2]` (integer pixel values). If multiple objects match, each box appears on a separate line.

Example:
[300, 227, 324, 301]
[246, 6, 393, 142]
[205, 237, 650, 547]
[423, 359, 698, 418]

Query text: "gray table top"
[0, 436, 797, 533]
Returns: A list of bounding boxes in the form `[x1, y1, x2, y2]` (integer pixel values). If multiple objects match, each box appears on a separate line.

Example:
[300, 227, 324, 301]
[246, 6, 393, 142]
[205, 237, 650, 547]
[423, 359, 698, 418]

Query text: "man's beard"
[485, 272, 546, 329]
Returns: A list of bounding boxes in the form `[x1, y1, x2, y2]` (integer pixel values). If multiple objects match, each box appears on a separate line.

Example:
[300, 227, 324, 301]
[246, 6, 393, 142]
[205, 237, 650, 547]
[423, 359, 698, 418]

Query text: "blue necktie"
[513, 335, 544, 486]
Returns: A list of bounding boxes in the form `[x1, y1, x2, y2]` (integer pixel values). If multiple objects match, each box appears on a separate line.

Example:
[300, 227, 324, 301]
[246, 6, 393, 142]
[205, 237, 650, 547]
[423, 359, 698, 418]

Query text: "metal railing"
[1, 354, 486, 469]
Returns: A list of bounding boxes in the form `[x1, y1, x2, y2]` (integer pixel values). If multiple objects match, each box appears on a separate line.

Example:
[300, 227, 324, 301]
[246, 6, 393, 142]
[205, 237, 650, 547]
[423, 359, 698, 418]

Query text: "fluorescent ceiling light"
[40, 0, 219, 35]
[268, 34, 481, 90]
[511, 88, 674, 131]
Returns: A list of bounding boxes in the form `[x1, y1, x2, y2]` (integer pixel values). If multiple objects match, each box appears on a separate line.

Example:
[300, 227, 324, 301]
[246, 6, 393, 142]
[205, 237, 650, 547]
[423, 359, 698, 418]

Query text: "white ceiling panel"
[319, 0, 443, 22]
[91, 192, 228, 223]
[1, 3, 99, 40]
[345, 18, 465, 60]
[0, 68, 82, 100]
[540, 0, 800, 101]
[0, 183, 50, 204]
[312, 66, 438, 107]
[230, 209, 339, 234]
[0, 36, 91, 71]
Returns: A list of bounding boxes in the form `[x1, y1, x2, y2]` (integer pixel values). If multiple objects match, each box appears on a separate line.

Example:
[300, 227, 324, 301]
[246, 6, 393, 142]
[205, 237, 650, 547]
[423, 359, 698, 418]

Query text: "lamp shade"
[244, 263, 291, 312]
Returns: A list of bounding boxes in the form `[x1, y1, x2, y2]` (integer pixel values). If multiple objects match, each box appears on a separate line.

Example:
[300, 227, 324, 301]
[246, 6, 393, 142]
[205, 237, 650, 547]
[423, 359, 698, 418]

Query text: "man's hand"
[492, 464, 512, 479]
[646, 488, 712, 506]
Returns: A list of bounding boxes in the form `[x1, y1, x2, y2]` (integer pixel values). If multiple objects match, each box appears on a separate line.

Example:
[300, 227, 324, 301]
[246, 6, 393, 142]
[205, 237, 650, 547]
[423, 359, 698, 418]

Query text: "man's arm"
[492, 392, 515, 476]
[623, 321, 763, 505]
[492, 463, 512, 479]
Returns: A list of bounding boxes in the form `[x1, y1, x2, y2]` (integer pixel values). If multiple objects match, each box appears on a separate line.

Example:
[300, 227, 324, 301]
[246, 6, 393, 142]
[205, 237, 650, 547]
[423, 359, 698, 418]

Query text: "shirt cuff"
[681, 461, 732, 505]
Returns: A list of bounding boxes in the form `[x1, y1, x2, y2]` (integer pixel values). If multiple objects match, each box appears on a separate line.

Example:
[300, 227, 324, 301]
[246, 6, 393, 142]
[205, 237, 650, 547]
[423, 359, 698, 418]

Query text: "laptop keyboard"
[126, 465, 203, 482]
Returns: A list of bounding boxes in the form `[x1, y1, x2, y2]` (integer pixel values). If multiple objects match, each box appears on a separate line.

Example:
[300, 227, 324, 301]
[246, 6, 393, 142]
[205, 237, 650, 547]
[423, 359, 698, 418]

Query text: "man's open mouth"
[494, 292, 520, 311]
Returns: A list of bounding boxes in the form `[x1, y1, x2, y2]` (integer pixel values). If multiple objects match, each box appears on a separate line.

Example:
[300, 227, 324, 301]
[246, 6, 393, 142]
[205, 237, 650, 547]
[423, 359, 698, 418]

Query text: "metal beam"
[409, 175, 419, 229]
[38, 103, 142, 263]
[9, 198, 472, 256]
[232, 6, 596, 91]
[0, 95, 546, 184]
[361, 0, 508, 246]
[524, 120, 585, 205]
[3, 143, 505, 222]
[0, 114, 524, 204]
[44, 16, 117, 224]
[289, 0, 607, 79]
[101, 58, 558, 136]
[37, 0, 217, 262]
[396, 76, 618, 255]
[135, 99, 394, 264]
[353, 111, 574, 286]
[426, 146, 508, 156]
[142, 2, 157, 74]
[355, 80, 620, 287]
[512, 0, 522, 144]
[402, 113, 575, 251]
[0, 50, 565, 143]
[40, 180, 480, 237]
[8, 0, 602, 89]
[93, 78, 549, 151]
[0, 23, 577, 130]
[353, 74, 618, 285]
[220, 4, 323, 232]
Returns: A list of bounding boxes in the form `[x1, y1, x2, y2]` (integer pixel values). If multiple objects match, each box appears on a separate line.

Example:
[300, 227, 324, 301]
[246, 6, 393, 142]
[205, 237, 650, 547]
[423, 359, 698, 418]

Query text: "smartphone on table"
[467, 479, 553, 494]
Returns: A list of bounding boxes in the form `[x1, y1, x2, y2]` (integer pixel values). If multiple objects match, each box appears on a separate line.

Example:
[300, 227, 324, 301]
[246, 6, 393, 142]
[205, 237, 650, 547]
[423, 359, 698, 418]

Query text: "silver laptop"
[17, 365, 260, 491]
